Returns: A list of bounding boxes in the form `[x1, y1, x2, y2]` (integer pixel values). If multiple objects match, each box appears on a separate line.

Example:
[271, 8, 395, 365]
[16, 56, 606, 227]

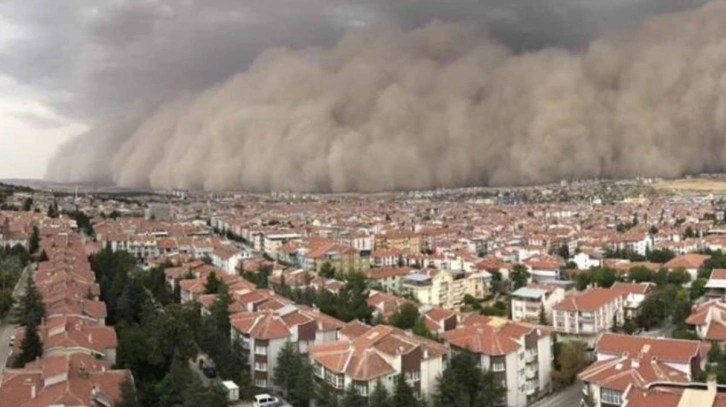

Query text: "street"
[0, 262, 34, 379]
[531, 382, 583, 407]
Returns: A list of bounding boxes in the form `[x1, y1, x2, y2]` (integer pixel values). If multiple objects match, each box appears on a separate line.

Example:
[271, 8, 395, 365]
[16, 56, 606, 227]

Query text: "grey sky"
[0, 0, 708, 179]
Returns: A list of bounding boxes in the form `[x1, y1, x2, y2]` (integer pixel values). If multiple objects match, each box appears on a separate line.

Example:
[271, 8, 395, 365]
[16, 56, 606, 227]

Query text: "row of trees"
[0, 244, 29, 316]
[13, 277, 46, 367]
[278, 272, 374, 324]
[89, 248, 233, 407]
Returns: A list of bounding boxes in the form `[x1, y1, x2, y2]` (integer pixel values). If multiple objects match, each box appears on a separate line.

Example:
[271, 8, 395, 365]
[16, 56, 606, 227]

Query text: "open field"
[654, 178, 726, 192]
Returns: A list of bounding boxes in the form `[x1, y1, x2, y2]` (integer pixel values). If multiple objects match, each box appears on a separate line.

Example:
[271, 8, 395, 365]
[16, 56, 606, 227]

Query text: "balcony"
[525, 351, 537, 363]
[525, 368, 537, 380]
[526, 386, 536, 396]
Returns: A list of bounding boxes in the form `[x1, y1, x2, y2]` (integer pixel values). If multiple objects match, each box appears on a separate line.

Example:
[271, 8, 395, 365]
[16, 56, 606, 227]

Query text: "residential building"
[230, 303, 345, 389]
[663, 253, 711, 281]
[309, 324, 449, 400]
[686, 299, 726, 345]
[608, 282, 655, 319]
[552, 288, 624, 343]
[510, 284, 566, 323]
[705, 269, 726, 299]
[402, 268, 487, 310]
[0, 353, 132, 407]
[578, 333, 709, 407]
[442, 315, 554, 407]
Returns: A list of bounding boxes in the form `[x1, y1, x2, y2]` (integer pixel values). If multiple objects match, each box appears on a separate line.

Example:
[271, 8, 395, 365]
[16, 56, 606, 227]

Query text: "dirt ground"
[654, 178, 726, 192]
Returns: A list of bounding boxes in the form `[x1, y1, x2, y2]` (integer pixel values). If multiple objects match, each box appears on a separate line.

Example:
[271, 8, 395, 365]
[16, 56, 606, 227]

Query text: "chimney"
[30, 385, 36, 399]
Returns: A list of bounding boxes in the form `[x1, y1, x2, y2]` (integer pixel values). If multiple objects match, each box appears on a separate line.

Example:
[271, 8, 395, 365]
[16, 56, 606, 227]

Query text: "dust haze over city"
[2, 0, 724, 192]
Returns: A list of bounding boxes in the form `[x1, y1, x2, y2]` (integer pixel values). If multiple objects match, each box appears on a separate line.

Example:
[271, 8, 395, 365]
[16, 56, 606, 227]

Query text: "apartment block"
[510, 284, 566, 323]
[308, 324, 449, 400]
[552, 288, 624, 342]
[442, 315, 553, 407]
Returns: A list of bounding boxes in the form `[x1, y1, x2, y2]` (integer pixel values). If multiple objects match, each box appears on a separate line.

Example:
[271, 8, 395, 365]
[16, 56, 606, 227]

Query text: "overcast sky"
[0, 0, 707, 179]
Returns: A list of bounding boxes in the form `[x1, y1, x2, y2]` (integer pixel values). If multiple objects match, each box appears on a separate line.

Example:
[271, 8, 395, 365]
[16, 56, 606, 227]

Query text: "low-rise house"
[609, 282, 655, 319]
[663, 253, 711, 281]
[365, 266, 413, 293]
[0, 353, 132, 407]
[12, 316, 118, 365]
[419, 305, 458, 334]
[309, 324, 449, 400]
[572, 251, 604, 270]
[442, 315, 554, 407]
[686, 299, 726, 345]
[705, 269, 726, 299]
[523, 254, 564, 282]
[578, 333, 709, 407]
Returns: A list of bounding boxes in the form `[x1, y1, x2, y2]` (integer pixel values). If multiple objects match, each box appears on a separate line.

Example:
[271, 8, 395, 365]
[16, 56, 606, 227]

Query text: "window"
[255, 362, 268, 371]
[255, 378, 267, 388]
[405, 370, 421, 382]
[313, 363, 324, 378]
[255, 346, 267, 355]
[601, 388, 622, 405]
[492, 362, 505, 372]
[354, 382, 369, 396]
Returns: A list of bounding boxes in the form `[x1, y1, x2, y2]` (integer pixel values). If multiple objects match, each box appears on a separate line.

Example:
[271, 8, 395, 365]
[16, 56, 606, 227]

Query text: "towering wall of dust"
[47, 1, 726, 192]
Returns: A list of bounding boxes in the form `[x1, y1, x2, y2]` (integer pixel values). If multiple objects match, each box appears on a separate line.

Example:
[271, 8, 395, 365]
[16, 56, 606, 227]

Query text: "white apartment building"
[552, 288, 624, 344]
[510, 284, 566, 323]
[443, 315, 554, 407]
[263, 233, 301, 257]
[402, 269, 488, 309]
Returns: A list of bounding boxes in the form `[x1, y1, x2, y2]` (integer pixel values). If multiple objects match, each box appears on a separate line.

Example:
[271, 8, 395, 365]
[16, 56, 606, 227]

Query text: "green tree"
[117, 375, 141, 407]
[21, 197, 33, 211]
[393, 374, 418, 407]
[647, 248, 675, 264]
[201, 254, 213, 265]
[18, 277, 45, 327]
[552, 341, 588, 388]
[538, 306, 548, 325]
[273, 341, 313, 407]
[667, 268, 691, 285]
[315, 382, 339, 407]
[433, 367, 469, 407]
[320, 261, 336, 278]
[628, 266, 654, 283]
[204, 272, 222, 294]
[209, 285, 231, 343]
[342, 383, 368, 407]
[13, 320, 43, 368]
[29, 226, 39, 254]
[709, 343, 724, 364]
[623, 318, 637, 335]
[511, 264, 530, 290]
[368, 380, 392, 407]
[476, 370, 507, 407]
[389, 302, 420, 330]
[47, 202, 58, 218]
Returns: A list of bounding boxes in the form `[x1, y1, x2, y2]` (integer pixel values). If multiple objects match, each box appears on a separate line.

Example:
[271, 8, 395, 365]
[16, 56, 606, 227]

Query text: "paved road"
[0, 263, 35, 377]
[532, 382, 583, 407]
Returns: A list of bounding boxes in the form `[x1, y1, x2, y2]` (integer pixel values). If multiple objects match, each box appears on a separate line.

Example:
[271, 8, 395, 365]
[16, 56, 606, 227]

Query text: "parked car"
[253, 394, 280, 407]
[9, 335, 14, 347]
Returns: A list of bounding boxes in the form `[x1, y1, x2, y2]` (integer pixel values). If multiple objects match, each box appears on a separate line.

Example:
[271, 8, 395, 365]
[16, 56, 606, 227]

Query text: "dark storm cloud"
[0, 0, 715, 190]
[0, 0, 707, 119]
